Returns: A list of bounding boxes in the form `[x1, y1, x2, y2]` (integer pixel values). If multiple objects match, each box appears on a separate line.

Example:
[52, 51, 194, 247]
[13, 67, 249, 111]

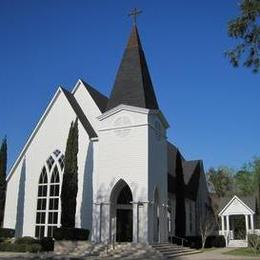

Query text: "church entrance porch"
[110, 180, 133, 242]
[230, 215, 246, 240]
[218, 196, 256, 247]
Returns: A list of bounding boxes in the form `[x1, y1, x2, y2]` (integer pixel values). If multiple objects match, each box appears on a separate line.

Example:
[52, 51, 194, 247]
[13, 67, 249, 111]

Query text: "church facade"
[3, 25, 211, 243]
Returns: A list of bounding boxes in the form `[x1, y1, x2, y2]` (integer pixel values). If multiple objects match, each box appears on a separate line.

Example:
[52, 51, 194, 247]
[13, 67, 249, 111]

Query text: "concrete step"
[151, 243, 201, 259]
[228, 239, 248, 248]
[99, 243, 164, 259]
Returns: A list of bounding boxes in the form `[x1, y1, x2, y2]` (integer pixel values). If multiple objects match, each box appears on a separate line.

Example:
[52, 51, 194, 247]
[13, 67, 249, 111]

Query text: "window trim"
[35, 150, 64, 238]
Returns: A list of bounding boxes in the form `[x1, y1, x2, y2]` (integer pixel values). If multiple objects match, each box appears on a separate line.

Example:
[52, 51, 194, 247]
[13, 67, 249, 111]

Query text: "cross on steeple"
[128, 8, 142, 25]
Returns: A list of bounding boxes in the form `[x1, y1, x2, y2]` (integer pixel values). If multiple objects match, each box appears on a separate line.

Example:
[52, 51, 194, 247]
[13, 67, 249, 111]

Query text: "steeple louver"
[106, 25, 159, 111]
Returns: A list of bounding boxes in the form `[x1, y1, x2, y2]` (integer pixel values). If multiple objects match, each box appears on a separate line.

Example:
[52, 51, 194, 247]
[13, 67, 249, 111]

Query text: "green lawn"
[223, 248, 260, 257]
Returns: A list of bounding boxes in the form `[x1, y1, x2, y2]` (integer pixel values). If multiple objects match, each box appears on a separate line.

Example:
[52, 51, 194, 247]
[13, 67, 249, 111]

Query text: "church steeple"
[106, 24, 159, 111]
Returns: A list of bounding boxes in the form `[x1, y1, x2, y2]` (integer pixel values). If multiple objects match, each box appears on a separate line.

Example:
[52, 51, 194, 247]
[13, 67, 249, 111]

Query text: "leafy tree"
[226, 0, 260, 73]
[61, 119, 79, 228]
[0, 138, 7, 227]
[250, 157, 260, 228]
[175, 150, 186, 237]
[234, 169, 254, 196]
[207, 167, 234, 198]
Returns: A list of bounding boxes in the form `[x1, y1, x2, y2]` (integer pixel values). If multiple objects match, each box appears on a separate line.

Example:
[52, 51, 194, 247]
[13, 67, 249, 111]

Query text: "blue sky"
[0, 0, 259, 172]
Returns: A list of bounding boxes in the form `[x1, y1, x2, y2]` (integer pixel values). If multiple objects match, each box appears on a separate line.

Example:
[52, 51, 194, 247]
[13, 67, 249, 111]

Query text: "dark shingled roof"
[167, 142, 178, 177]
[219, 196, 256, 213]
[185, 161, 201, 200]
[80, 80, 108, 113]
[61, 88, 98, 138]
[106, 25, 159, 111]
[182, 160, 200, 185]
[167, 141, 203, 200]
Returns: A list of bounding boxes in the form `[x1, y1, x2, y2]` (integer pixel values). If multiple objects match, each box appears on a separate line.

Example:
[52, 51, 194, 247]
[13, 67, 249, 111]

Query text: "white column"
[245, 215, 249, 240]
[226, 215, 230, 234]
[132, 202, 138, 243]
[221, 215, 224, 235]
[99, 203, 103, 242]
[250, 214, 254, 232]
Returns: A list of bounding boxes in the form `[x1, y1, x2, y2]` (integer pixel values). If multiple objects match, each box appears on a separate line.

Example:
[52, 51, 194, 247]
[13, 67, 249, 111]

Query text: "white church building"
[3, 25, 211, 243]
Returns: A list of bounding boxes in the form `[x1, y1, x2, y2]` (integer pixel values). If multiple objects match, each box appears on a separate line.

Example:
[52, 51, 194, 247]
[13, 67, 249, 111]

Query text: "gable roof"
[167, 142, 203, 200]
[106, 25, 159, 111]
[185, 161, 201, 200]
[7, 87, 97, 182]
[182, 160, 199, 185]
[61, 88, 97, 138]
[218, 195, 256, 215]
[167, 142, 185, 177]
[80, 80, 108, 113]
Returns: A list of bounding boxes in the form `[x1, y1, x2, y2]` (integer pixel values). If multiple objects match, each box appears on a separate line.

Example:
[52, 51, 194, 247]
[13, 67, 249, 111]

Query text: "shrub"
[15, 236, 38, 245]
[205, 235, 226, 248]
[54, 227, 89, 241]
[184, 236, 202, 249]
[40, 237, 54, 251]
[0, 241, 41, 253]
[183, 235, 225, 249]
[248, 234, 260, 255]
[0, 228, 15, 238]
[25, 243, 42, 253]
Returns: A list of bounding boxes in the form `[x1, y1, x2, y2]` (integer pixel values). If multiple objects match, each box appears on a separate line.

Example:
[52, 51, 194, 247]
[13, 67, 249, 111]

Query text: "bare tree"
[199, 209, 216, 249]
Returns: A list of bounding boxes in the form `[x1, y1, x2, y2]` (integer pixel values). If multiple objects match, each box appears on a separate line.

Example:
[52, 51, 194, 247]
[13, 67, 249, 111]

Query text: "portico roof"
[218, 195, 255, 216]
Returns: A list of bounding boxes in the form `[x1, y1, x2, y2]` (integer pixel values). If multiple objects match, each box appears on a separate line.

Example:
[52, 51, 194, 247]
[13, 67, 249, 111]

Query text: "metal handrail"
[169, 235, 188, 247]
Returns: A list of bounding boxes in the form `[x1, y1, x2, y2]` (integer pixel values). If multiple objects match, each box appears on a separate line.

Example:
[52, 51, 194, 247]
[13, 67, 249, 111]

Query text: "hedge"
[40, 237, 54, 251]
[170, 235, 226, 249]
[54, 227, 89, 241]
[0, 242, 41, 253]
[0, 228, 15, 238]
[15, 236, 38, 245]
[248, 234, 260, 251]
[0, 236, 54, 252]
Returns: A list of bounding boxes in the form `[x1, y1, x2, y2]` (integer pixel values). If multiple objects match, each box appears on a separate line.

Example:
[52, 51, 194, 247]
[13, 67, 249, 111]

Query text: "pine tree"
[61, 119, 78, 228]
[175, 150, 186, 237]
[0, 138, 7, 227]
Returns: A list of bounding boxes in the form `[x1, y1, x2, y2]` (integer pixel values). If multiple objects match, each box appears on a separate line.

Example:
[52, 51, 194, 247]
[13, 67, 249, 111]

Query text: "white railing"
[248, 229, 260, 235]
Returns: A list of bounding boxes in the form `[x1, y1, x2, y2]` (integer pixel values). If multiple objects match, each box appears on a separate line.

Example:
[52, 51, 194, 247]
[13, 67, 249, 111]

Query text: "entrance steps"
[228, 239, 248, 248]
[54, 241, 201, 259]
[55, 241, 163, 259]
[99, 243, 164, 259]
[151, 243, 201, 258]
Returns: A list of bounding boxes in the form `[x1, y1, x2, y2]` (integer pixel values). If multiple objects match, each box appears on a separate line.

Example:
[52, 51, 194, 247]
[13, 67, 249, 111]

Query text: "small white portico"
[218, 195, 255, 247]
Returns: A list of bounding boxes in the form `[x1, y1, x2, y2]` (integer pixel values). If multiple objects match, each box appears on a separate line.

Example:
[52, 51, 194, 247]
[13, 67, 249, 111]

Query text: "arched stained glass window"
[46, 155, 55, 171]
[35, 150, 64, 238]
[39, 167, 48, 184]
[58, 155, 65, 170]
[53, 149, 61, 157]
[35, 167, 48, 238]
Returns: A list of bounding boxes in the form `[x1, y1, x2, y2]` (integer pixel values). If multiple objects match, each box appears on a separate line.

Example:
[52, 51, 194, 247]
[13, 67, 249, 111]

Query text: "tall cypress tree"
[175, 150, 186, 237]
[0, 138, 7, 227]
[61, 119, 78, 228]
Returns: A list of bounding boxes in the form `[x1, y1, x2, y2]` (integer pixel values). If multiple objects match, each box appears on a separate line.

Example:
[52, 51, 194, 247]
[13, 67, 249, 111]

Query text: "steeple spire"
[128, 8, 142, 26]
[106, 23, 159, 111]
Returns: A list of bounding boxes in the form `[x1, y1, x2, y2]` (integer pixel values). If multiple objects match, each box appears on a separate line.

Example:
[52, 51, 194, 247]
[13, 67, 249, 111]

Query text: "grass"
[223, 248, 260, 257]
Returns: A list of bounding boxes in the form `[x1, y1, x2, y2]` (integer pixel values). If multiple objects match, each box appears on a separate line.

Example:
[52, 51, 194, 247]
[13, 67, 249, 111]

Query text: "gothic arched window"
[35, 150, 64, 238]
